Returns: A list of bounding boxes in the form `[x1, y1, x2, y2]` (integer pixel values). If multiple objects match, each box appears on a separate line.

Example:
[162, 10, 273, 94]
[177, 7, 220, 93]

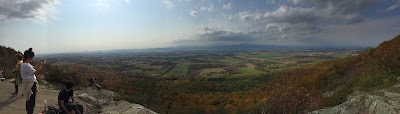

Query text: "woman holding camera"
[21, 48, 46, 114]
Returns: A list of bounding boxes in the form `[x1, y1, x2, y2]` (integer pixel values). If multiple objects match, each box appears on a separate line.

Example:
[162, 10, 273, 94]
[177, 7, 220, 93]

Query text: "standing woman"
[21, 48, 45, 114]
[11, 52, 23, 95]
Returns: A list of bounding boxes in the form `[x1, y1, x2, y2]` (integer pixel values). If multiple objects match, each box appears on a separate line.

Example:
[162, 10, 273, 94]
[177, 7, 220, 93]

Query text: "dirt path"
[0, 79, 59, 114]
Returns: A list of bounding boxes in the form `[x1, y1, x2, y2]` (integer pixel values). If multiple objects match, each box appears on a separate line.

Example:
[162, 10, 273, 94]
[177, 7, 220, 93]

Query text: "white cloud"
[233, 2, 373, 39]
[162, 0, 174, 9]
[385, 0, 400, 12]
[0, 0, 59, 21]
[238, 11, 263, 21]
[200, 25, 219, 31]
[94, 0, 133, 9]
[223, 3, 232, 10]
[266, 0, 277, 4]
[179, 0, 396, 46]
[178, 26, 256, 42]
[224, 14, 233, 20]
[95, 0, 111, 8]
[200, 4, 214, 12]
[239, 5, 364, 25]
[292, 0, 379, 15]
[191, 10, 198, 16]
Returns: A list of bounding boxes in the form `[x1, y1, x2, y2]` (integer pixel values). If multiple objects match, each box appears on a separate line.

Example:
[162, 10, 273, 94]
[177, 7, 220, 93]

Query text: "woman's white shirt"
[21, 63, 36, 81]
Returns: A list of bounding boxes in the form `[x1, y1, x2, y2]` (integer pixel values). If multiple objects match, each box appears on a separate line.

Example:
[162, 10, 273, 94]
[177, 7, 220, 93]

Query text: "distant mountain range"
[34, 44, 369, 56]
[100, 44, 369, 53]
[175, 43, 368, 50]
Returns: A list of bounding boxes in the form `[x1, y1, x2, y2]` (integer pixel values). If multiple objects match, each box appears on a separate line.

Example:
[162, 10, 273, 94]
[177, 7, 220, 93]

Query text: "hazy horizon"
[1, 0, 400, 54]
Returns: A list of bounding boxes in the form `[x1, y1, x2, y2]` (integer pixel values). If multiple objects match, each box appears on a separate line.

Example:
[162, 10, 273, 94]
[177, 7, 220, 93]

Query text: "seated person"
[89, 77, 101, 90]
[89, 77, 94, 86]
[58, 82, 84, 114]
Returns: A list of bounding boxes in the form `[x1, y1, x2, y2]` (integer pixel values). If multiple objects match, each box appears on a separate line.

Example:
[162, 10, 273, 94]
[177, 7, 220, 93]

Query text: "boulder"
[75, 87, 158, 114]
[101, 100, 157, 114]
[309, 90, 400, 114]
[77, 93, 97, 103]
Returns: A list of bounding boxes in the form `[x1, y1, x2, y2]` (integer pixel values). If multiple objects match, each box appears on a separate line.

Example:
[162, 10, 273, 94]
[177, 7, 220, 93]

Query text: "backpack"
[44, 106, 62, 114]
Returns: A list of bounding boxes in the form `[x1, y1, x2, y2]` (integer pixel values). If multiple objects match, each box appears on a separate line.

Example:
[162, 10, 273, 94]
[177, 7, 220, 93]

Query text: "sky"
[0, 0, 400, 54]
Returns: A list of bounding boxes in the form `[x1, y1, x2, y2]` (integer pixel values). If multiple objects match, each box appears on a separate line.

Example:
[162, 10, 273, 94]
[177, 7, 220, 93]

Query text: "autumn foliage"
[40, 34, 400, 113]
[0, 46, 19, 78]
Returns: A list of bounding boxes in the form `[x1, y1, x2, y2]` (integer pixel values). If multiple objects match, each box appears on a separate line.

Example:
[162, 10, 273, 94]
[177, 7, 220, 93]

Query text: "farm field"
[43, 49, 362, 79]
[38, 48, 369, 113]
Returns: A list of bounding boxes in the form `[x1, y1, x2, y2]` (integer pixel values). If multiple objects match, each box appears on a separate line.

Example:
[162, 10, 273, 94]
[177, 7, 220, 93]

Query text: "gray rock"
[308, 90, 400, 114]
[75, 87, 157, 114]
[393, 83, 400, 88]
[101, 100, 157, 114]
[76, 87, 116, 105]
[77, 93, 97, 103]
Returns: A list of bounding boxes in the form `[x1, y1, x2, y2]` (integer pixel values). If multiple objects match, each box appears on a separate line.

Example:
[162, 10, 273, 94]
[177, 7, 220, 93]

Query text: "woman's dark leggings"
[14, 85, 18, 94]
[26, 82, 37, 114]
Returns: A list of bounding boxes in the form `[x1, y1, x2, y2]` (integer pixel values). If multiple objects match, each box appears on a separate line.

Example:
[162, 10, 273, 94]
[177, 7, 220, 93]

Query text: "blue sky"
[0, 0, 400, 53]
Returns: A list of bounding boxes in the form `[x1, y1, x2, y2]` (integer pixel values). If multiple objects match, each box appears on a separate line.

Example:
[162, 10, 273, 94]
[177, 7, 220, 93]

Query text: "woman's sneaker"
[11, 92, 18, 96]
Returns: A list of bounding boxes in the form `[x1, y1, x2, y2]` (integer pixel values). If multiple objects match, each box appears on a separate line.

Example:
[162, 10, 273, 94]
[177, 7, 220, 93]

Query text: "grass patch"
[354, 73, 398, 90]
[200, 68, 226, 76]
[332, 53, 351, 58]
[163, 63, 190, 78]
[205, 72, 225, 78]
[235, 68, 265, 76]
[218, 58, 247, 64]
